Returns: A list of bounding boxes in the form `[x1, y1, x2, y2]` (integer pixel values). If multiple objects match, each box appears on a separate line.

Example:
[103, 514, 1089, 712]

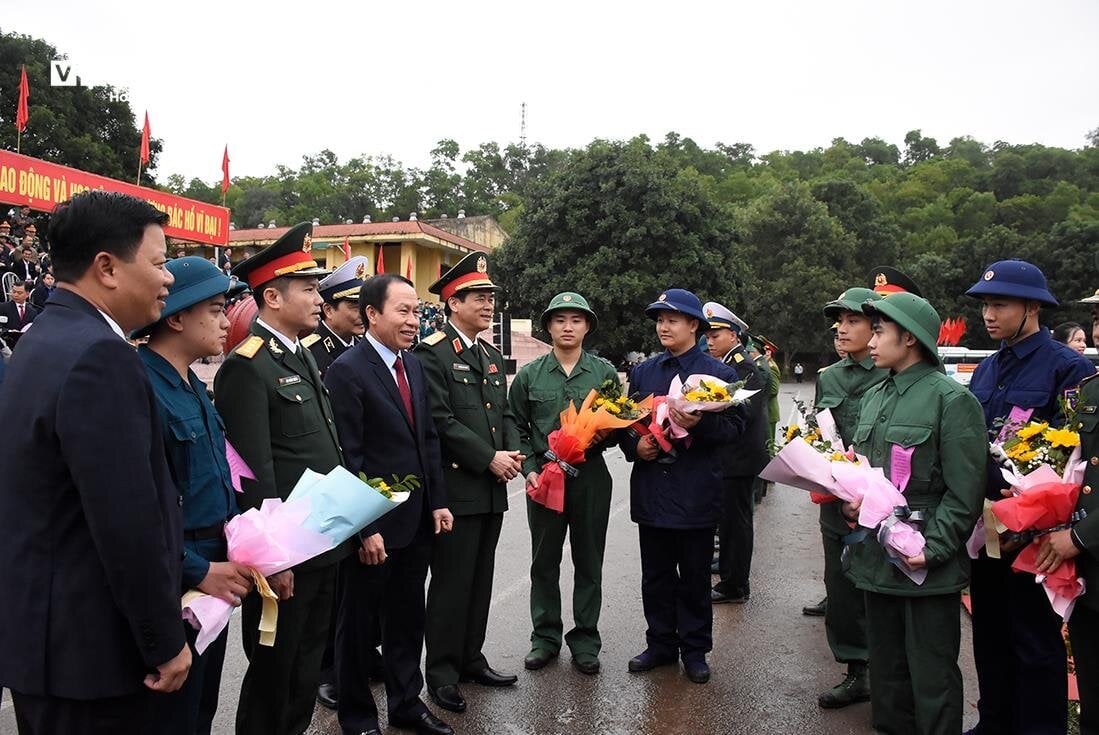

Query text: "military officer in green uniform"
[305, 255, 367, 378]
[509, 292, 619, 675]
[213, 222, 351, 735]
[1036, 371, 1099, 735]
[842, 292, 986, 735]
[812, 285, 886, 708]
[415, 252, 523, 714]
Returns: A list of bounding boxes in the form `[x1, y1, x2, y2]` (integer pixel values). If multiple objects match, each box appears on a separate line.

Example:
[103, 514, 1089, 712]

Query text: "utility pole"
[519, 102, 527, 149]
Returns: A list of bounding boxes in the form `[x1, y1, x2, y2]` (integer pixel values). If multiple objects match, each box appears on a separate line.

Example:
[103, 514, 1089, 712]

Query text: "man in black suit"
[0, 190, 191, 734]
[325, 274, 455, 735]
[0, 281, 38, 332]
[8, 246, 40, 283]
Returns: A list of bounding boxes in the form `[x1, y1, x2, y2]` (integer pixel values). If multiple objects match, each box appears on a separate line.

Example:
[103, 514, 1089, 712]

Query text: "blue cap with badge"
[319, 255, 369, 303]
[645, 288, 708, 325]
[965, 259, 1058, 306]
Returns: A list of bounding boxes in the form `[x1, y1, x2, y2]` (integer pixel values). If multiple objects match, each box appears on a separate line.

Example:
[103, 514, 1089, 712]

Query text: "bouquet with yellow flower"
[531, 387, 654, 513]
[759, 401, 855, 498]
[643, 373, 756, 451]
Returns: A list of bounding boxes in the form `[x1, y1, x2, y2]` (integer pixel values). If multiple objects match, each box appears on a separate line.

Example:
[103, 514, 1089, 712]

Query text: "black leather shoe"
[627, 650, 676, 672]
[684, 659, 710, 684]
[802, 597, 828, 616]
[316, 682, 338, 709]
[427, 684, 466, 713]
[524, 648, 558, 670]
[388, 711, 454, 735]
[460, 665, 517, 686]
[711, 588, 748, 604]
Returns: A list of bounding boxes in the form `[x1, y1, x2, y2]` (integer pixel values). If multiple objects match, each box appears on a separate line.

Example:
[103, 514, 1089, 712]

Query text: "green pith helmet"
[540, 292, 598, 333]
[861, 292, 942, 365]
[824, 287, 882, 320]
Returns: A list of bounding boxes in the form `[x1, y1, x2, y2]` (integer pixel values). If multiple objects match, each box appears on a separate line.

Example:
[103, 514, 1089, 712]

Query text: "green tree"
[494, 137, 737, 361]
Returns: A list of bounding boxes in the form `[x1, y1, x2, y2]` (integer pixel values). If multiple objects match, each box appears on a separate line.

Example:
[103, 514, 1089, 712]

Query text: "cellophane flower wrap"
[644, 374, 755, 452]
[987, 405, 1086, 619]
[759, 402, 853, 499]
[531, 385, 653, 513]
[182, 466, 409, 653]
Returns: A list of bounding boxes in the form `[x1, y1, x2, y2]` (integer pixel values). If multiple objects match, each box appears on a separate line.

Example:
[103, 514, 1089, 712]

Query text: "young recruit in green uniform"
[843, 293, 986, 735]
[812, 286, 885, 708]
[509, 292, 618, 675]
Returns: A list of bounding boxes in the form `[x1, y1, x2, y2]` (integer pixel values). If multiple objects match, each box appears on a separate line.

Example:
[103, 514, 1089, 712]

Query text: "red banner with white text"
[0, 150, 230, 245]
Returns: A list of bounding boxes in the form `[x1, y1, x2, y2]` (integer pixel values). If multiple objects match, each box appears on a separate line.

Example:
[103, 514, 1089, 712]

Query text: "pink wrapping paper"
[758, 439, 847, 496]
[182, 497, 333, 653]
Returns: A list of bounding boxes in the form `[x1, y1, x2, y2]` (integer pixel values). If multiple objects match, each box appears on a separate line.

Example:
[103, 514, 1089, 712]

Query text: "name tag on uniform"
[278, 375, 302, 386]
[452, 363, 471, 372]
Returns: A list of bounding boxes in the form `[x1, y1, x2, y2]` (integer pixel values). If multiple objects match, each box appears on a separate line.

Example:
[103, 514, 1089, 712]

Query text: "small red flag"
[405, 256, 413, 281]
[15, 65, 29, 133]
[221, 145, 231, 194]
[376, 246, 385, 274]
[341, 236, 351, 261]
[139, 112, 150, 165]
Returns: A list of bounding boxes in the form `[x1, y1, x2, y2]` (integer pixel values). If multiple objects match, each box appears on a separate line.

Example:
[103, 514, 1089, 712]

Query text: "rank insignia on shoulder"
[278, 375, 302, 386]
[267, 338, 284, 356]
[453, 363, 471, 371]
[452, 337, 463, 354]
[422, 331, 446, 346]
[301, 334, 321, 348]
[733, 352, 745, 363]
[323, 337, 335, 352]
[235, 336, 264, 359]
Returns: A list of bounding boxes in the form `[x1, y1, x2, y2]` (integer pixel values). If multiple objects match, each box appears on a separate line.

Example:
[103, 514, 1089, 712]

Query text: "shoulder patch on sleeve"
[234, 335, 264, 359]
[422, 331, 446, 346]
[301, 334, 321, 348]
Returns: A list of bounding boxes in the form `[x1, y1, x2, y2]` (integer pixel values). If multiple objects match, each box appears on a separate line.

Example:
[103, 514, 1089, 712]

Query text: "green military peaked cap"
[540, 292, 598, 332]
[861, 292, 942, 366]
[824, 287, 882, 320]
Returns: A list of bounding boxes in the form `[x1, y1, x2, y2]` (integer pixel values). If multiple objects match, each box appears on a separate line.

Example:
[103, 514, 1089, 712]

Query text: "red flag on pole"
[405, 256, 413, 281]
[221, 145, 231, 194]
[15, 65, 29, 133]
[341, 236, 351, 261]
[139, 112, 151, 165]
[376, 246, 385, 274]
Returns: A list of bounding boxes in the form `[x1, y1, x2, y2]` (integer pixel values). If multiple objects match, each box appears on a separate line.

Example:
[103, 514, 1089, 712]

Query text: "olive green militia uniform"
[416, 320, 520, 688]
[510, 348, 618, 658]
[815, 356, 886, 667]
[845, 295, 986, 735]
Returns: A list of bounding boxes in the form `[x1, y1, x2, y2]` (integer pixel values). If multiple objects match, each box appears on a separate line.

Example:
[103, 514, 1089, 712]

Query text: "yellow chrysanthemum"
[1005, 441, 1032, 460]
[1043, 428, 1080, 448]
[1016, 421, 1049, 440]
[616, 395, 629, 405]
[711, 387, 730, 401]
[603, 402, 622, 415]
[1015, 450, 1039, 463]
[785, 425, 800, 442]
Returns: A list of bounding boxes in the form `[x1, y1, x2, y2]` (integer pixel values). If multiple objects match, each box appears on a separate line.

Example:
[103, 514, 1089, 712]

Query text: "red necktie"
[18, 304, 24, 321]
[394, 355, 415, 426]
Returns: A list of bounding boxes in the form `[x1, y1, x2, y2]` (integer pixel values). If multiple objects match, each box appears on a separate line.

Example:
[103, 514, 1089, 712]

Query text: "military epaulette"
[733, 352, 745, 363]
[421, 331, 446, 346]
[301, 334, 321, 348]
[235, 336, 264, 359]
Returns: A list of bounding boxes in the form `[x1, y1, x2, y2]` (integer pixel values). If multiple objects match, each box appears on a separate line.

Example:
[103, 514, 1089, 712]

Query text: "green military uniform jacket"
[765, 356, 780, 426]
[415, 322, 520, 516]
[1073, 373, 1099, 613]
[814, 354, 889, 536]
[509, 349, 619, 482]
[845, 361, 987, 596]
[213, 321, 350, 570]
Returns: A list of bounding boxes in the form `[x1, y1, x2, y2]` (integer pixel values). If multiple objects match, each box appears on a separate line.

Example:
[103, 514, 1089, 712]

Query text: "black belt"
[183, 522, 225, 541]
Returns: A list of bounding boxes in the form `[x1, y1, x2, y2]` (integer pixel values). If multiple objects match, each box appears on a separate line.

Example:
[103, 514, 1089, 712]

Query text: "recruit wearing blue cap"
[131, 256, 232, 339]
[965, 259, 1058, 307]
[645, 288, 709, 324]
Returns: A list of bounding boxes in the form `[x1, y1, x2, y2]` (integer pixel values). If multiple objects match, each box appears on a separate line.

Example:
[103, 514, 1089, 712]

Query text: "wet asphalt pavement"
[0, 382, 981, 734]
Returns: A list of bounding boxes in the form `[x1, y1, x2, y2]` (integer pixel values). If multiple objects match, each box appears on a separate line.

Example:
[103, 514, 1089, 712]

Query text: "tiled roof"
[229, 221, 489, 252]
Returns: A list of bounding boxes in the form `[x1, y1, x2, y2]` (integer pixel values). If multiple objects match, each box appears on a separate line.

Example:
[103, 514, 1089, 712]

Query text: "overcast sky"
[12, 0, 1099, 183]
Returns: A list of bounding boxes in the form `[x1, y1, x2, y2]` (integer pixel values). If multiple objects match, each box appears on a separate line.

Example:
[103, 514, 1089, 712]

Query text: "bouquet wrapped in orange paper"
[530, 383, 653, 513]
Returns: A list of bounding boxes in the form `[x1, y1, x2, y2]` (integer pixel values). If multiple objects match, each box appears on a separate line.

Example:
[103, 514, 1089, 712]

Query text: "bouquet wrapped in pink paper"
[644, 373, 754, 451]
[759, 403, 854, 499]
[182, 466, 410, 653]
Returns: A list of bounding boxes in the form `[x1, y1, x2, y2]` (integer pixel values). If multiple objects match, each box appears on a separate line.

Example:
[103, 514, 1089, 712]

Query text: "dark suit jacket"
[0, 299, 39, 330]
[324, 336, 447, 550]
[8, 259, 39, 283]
[0, 288, 185, 699]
